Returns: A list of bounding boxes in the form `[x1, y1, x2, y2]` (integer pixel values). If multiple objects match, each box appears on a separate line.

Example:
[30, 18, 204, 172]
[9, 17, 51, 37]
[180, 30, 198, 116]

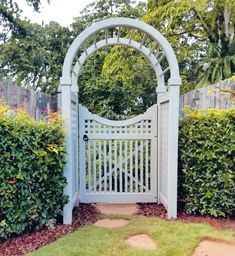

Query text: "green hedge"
[0, 107, 67, 239]
[178, 108, 235, 217]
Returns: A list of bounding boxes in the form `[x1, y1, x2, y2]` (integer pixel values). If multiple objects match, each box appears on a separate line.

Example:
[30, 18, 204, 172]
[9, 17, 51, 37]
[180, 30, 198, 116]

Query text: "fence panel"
[0, 81, 57, 120]
[180, 79, 235, 111]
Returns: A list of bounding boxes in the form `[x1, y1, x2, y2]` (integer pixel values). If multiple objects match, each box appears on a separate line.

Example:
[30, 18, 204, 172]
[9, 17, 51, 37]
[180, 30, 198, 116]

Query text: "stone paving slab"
[94, 203, 138, 215]
[192, 240, 235, 256]
[93, 219, 129, 229]
[125, 234, 157, 249]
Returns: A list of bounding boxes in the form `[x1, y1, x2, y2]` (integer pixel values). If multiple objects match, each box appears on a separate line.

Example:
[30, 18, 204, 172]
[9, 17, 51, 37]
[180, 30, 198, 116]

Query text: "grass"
[28, 214, 234, 256]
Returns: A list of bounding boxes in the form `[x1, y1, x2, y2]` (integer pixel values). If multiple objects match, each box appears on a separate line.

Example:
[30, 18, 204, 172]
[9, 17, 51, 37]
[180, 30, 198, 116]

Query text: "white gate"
[79, 104, 157, 203]
[60, 17, 181, 224]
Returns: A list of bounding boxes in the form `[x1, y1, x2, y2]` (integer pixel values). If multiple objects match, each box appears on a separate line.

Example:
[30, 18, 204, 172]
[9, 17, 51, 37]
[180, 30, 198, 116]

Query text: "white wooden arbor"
[60, 18, 181, 224]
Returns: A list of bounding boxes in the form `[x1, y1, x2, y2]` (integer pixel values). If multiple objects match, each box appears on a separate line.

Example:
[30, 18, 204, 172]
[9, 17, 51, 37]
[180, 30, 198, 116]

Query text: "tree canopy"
[1, 0, 235, 117]
[143, 0, 235, 89]
[0, 0, 45, 41]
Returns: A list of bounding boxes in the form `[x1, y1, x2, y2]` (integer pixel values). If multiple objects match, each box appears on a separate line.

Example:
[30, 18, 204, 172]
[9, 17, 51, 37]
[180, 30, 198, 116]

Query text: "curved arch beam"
[72, 37, 166, 93]
[62, 17, 181, 86]
[79, 102, 156, 127]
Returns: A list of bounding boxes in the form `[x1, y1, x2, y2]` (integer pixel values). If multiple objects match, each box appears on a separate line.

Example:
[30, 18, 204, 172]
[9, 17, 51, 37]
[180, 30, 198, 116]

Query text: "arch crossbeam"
[60, 18, 181, 88]
[71, 37, 166, 93]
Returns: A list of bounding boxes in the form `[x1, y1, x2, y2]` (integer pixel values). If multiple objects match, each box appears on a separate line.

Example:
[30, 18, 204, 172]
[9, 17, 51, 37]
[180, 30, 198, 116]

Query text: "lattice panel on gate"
[79, 104, 157, 203]
[84, 120, 152, 135]
[70, 93, 79, 204]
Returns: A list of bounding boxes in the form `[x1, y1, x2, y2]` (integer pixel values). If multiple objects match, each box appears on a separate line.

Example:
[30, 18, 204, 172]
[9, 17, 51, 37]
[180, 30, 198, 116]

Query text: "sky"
[17, 0, 146, 27]
[17, 0, 96, 27]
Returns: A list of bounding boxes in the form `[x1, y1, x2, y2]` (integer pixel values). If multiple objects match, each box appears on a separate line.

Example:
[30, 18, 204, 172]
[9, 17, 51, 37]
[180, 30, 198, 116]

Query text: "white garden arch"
[60, 18, 181, 224]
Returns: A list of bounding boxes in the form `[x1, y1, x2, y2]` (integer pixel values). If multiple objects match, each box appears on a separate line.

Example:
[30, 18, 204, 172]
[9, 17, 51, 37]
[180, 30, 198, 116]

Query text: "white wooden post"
[60, 77, 73, 224]
[167, 83, 180, 219]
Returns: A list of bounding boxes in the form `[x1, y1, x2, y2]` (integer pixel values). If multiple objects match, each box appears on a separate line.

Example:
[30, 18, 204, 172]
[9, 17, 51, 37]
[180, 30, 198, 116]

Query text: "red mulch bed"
[137, 203, 235, 231]
[0, 204, 99, 256]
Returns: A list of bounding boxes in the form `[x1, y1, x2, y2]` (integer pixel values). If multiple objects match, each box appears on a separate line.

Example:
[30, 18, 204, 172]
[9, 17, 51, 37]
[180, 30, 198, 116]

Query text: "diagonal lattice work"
[85, 139, 151, 194]
[79, 104, 157, 203]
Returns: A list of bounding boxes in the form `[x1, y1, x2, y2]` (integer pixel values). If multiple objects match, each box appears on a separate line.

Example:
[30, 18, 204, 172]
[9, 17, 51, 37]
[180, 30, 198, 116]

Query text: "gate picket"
[79, 104, 157, 203]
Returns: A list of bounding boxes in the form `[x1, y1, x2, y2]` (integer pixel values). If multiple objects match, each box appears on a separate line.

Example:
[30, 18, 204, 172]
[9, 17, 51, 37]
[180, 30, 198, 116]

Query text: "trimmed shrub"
[0, 105, 67, 239]
[178, 108, 235, 217]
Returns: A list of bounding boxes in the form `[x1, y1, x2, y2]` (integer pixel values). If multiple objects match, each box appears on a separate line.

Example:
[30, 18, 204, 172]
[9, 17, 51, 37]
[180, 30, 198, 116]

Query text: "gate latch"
[83, 134, 89, 142]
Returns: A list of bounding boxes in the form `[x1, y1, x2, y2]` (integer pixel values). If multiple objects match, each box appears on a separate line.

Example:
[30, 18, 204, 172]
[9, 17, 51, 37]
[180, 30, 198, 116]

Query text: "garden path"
[93, 203, 235, 255]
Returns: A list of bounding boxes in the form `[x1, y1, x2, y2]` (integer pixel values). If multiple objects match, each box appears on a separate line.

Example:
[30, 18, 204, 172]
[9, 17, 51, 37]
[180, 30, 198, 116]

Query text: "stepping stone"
[193, 240, 235, 256]
[95, 203, 138, 215]
[125, 234, 157, 249]
[93, 219, 129, 229]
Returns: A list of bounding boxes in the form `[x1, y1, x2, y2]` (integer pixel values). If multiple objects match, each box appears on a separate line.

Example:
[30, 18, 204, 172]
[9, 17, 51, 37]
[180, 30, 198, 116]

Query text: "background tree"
[75, 0, 155, 119]
[3, 0, 234, 117]
[144, 0, 235, 91]
[0, 0, 46, 42]
[0, 21, 72, 94]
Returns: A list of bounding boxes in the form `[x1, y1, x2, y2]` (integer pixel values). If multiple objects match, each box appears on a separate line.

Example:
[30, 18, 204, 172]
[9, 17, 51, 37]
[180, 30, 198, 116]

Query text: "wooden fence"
[180, 78, 235, 111]
[0, 81, 57, 121]
[0, 78, 234, 121]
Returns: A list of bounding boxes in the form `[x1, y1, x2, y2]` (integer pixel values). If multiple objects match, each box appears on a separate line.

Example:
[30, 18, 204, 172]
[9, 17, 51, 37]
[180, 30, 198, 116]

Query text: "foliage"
[76, 0, 153, 119]
[145, 0, 235, 91]
[0, 0, 148, 101]
[0, 0, 45, 42]
[0, 21, 72, 94]
[102, 46, 157, 117]
[0, 1, 71, 95]
[178, 108, 235, 217]
[0, 103, 67, 239]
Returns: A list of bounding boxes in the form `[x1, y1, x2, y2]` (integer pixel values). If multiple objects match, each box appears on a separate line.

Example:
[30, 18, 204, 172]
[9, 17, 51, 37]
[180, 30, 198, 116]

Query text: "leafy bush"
[178, 108, 235, 217]
[0, 105, 67, 239]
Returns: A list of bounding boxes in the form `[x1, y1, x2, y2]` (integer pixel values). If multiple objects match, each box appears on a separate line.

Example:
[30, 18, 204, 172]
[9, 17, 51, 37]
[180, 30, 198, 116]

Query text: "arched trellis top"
[60, 18, 181, 92]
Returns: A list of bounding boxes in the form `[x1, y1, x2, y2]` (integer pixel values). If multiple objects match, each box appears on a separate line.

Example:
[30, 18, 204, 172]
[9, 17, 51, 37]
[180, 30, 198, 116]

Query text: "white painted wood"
[130, 140, 133, 193]
[119, 140, 123, 193]
[157, 95, 169, 210]
[88, 140, 91, 192]
[117, 26, 121, 42]
[151, 105, 158, 201]
[79, 104, 158, 202]
[93, 140, 97, 192]
[129, 28, 135, 43]
[82, 193, 157, 203]
[72, 38, 166, 92]
[62, 18, 180, 80]
[125, 140, 128, 192]
[145, 140, 149, 192]
[61, 17, 181, 222]
[87, 134, 152, 140]
[98, 140, 102, 192]
[157, 85, 180, 219]
[109, 140, 112, 192]
[135, 140, 138, 193]
[79, 102, 86, 204]
[104, 140, 107, 192]
[61, 85, 73, 224]
[166, 86, 180, 219]
[140, 33, 147, 48]
[114, 140, 118, 192]
[61, 85, 79, 224]
[140, 140, 143, 193]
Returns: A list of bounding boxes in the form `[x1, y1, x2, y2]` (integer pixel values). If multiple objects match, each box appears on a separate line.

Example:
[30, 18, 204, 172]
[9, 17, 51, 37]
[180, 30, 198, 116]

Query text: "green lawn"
[28, 215, 233, 256]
